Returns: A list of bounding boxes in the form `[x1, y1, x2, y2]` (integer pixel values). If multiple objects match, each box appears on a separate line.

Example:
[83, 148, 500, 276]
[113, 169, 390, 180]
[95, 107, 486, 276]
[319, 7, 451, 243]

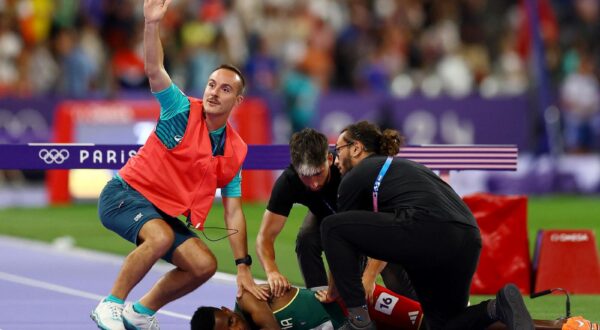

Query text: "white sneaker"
[91, 298, 126, 330]
[122, 304, 160, 330]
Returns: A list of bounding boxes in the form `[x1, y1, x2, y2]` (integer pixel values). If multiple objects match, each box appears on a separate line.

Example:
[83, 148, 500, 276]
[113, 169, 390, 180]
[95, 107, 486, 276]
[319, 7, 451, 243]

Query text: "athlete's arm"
[237, 286, 280, 330]
[256, 210, 291, 298]
[143, 0, 172, 92]
[223, 196, 269, 301]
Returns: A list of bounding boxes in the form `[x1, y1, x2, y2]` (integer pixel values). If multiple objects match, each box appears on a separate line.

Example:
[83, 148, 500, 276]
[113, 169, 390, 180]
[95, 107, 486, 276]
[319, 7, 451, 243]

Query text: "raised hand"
[143, 0, 173, 23]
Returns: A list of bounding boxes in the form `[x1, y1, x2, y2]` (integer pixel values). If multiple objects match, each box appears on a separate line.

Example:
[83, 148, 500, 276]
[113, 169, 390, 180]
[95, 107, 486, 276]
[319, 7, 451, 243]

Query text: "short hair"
[214, 64, 246, 95]
[290, 128, 329, 176]
[191, 306, 220, 330]
[341, 121, 405, 156]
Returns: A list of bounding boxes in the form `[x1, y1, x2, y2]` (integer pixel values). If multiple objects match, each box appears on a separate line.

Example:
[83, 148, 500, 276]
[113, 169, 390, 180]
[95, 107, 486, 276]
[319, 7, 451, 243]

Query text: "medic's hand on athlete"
[266, 271, 291, 298]
[236, 266, 269, 301]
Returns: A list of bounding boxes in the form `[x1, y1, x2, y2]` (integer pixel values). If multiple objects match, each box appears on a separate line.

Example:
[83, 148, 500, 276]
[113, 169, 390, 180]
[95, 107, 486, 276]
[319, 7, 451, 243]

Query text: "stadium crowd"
[0, 0, 599, 151]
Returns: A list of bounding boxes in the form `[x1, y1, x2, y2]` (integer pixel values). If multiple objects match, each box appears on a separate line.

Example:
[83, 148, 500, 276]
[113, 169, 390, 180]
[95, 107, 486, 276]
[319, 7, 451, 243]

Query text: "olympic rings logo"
[39, 149, 70, 164]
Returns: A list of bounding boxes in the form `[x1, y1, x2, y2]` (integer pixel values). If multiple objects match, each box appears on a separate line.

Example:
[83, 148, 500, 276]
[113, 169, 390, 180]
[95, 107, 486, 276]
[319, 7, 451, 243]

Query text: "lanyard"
[212, 130, 226, 155]
[322, 198, 336, 214]
[372, 156, 393, 212]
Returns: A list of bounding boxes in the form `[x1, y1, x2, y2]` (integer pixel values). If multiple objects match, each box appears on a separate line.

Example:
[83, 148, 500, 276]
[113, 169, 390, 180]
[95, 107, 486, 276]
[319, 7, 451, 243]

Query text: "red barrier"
[533, 229, 600, 294]
[463, 193, 531, 294]
[229, 98, 274, 202]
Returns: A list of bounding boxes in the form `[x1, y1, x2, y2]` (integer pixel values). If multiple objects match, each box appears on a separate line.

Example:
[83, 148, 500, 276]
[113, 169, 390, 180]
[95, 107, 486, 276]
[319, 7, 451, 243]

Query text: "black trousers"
[322, 210, 492, 330]
[295, 211, 329, 288]
[296, 211, 420, 296]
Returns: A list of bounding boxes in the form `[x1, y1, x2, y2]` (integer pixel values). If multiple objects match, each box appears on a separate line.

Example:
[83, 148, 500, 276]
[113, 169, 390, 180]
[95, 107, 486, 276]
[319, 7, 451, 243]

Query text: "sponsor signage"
[0, 144, 293, 170]
[534, 229, 600, 293]
[0, 97, 58, 143]
[316, 93, 531, 150]
[3, 144, 140, 170]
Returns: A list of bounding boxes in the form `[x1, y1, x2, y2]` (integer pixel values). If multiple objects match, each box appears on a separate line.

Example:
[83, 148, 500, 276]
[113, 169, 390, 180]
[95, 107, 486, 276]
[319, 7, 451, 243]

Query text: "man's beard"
[342, 157, 354, 175]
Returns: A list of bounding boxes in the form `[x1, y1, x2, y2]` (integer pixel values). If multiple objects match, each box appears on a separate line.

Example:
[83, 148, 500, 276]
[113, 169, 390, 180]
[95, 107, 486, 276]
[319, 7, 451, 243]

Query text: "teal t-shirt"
[152, 83, 241, 197]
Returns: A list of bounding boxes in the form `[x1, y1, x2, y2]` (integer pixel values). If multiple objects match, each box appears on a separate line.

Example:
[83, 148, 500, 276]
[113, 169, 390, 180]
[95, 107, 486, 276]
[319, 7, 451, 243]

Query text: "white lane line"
[0, 235, 239, 284]
[0, 271, 191, 320]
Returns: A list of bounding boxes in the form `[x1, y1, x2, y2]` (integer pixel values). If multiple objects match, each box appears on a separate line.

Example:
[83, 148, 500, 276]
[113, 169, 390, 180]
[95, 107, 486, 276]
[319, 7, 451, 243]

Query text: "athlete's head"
[191, 306, 250, 330]
[203, 64, 246, 117]
[334, 121, 404, 175]
[290, 128, 334, 191]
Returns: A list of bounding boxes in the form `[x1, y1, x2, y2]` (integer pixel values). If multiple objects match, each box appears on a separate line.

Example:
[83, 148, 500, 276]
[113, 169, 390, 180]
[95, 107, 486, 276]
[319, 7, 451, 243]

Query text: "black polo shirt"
[267, 164, 341, 220]
[337, 155, 478, 228]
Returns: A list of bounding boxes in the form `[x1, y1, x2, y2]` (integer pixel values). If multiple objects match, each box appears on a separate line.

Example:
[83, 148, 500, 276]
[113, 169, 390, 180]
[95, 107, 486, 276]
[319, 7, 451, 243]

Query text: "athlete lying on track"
[191, 284, 422, 330]
[190, 284, 572, 330]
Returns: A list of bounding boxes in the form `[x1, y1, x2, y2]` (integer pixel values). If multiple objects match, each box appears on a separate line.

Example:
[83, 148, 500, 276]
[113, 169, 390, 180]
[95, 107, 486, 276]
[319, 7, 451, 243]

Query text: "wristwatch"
[235, 254, 252, 266]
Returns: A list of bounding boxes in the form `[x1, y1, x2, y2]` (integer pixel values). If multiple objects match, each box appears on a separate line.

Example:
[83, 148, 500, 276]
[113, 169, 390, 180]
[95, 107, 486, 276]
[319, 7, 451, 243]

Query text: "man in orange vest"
[90, 0, 268, 329]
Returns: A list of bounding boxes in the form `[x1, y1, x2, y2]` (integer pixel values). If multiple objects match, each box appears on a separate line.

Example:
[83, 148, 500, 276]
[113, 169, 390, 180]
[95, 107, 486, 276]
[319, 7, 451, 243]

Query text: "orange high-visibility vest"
[119, 97, 247, 230]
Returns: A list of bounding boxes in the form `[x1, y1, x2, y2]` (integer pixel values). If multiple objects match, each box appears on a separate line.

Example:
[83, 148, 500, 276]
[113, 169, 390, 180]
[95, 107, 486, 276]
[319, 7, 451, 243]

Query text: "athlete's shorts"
[98, 177, 198, 263]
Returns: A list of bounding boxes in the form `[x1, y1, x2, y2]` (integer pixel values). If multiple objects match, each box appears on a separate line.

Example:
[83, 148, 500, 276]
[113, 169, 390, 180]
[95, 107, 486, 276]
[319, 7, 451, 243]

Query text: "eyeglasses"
[333, 142, 354, 155]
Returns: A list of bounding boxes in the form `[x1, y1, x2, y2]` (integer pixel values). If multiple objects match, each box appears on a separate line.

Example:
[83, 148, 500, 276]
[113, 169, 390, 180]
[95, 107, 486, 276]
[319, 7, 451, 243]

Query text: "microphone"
[530, 288, 571, 319]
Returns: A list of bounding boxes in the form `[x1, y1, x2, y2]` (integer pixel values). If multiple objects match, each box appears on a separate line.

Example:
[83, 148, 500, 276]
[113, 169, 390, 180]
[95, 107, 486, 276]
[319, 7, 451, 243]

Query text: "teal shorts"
[98, 177, 197, 263]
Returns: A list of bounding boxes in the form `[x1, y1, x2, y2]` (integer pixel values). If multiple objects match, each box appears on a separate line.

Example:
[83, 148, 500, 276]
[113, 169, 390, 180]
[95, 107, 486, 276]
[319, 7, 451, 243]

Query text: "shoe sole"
[90, 312, 110, 330]
[499, 284, 534, 330]
[123, 316, 143, 330]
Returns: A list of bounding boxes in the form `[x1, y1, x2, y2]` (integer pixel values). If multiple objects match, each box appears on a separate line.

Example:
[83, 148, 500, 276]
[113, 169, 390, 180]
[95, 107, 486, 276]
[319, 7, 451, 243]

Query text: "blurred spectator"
[181, 21, 223, 95]
[332, 1, 374, 90]
[0, 12, 23, 95]
[19, 37, 59, 96]
[53, 26, 97, 98]
[560, 49, 600, 153]
[0, 0, 595, 104]
[217, 0, 248, 66]
[244, 33, 279, 94]
[109, 24, 147, 92]
[479, 15, 528, 98]
[282, 60, 319, 134]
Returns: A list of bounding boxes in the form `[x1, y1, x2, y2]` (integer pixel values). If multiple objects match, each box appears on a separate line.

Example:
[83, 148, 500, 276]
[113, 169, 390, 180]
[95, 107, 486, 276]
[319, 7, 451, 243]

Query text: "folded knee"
[189, 255, 217, 280]
[141, 231, 175, 257]
[320, 215, 339, 237]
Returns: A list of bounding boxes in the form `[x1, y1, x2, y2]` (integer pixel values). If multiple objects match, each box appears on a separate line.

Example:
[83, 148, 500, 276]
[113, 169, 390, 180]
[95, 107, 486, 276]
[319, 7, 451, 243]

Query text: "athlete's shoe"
[337, 318, 377, 330]
[122, 303, 160, 330]
[91, 298, 126, 330]
[495, 283, 534, 330]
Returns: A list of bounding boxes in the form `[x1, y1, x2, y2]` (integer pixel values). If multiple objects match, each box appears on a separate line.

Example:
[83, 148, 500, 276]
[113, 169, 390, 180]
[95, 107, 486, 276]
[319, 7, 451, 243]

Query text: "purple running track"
[0, 236, 239, 329]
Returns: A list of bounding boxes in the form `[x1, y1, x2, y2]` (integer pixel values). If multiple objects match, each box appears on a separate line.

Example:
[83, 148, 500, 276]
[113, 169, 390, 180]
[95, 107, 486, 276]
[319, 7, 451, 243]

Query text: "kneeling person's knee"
[189, 252, 218, 280]
[140, 221, 176, 256]
[296, 229, 321, 251]
[320, 214, 339, 238]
